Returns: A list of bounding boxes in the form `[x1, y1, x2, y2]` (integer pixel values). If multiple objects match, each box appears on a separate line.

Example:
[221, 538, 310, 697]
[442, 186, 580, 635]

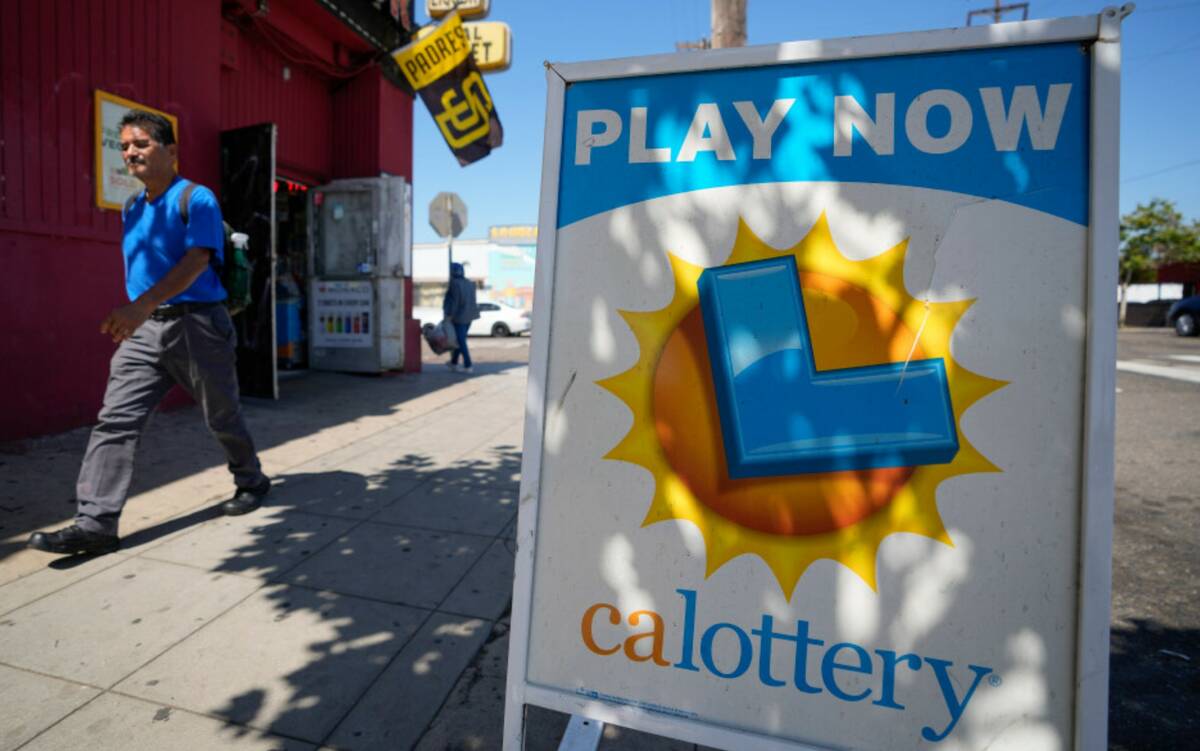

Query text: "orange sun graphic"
[597, 213, 1005, 597]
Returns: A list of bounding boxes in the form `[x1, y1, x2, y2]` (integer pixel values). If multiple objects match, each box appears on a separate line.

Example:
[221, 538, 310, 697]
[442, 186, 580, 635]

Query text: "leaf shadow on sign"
[552, 64, 1099, 748]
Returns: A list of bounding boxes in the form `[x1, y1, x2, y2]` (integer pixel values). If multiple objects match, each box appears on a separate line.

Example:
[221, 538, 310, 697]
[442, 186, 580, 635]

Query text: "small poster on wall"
[312, 280, 374, 348]
[94, 90, 178, 210]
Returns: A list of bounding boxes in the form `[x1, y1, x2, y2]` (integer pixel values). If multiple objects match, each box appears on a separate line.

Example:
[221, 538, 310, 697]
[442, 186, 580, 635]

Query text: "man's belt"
[149, 302, 221, 321]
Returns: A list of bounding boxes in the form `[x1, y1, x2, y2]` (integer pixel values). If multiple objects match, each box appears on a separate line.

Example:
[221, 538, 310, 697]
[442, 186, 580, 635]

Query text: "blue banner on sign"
[558, 42, 1089, 227]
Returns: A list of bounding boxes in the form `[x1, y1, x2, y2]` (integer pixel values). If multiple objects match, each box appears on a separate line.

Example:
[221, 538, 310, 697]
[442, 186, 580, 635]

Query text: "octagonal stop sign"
[429, 192, 467, 239]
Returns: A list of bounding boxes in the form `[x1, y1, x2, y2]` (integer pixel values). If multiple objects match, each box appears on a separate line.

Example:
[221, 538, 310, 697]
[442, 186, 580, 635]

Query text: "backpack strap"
[175, 181, 219, 271]
[177, 181, 196, 226]
[122, 191, 142, 221]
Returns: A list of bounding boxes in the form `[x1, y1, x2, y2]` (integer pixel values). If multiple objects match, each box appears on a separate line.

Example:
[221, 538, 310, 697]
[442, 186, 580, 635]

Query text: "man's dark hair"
[118, 110, 176, 146]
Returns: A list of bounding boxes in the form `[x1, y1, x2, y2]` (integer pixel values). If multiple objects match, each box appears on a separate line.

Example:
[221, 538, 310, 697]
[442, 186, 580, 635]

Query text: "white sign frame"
[506, 8, 1127, 750]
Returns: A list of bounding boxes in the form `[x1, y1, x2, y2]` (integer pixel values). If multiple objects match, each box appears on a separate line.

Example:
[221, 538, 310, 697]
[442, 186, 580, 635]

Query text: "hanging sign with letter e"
[392, 12, 503, 165]
[416, 20, 513, 73]
[505, 7, 1133, 751]
[427, 0, 489, 19]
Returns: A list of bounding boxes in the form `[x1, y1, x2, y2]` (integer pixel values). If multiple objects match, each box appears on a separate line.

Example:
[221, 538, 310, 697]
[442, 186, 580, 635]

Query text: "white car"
[414, 300, 532, 337]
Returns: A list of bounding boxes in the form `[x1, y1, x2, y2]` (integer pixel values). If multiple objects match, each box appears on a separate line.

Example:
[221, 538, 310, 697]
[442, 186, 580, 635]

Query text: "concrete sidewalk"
[0, 341, 720, 751]
[0, 354, 531, 750]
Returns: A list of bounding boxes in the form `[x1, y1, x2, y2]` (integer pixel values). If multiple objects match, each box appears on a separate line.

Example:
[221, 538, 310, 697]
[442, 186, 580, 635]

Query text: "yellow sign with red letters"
[94, 90, 178, 211]
[415, 20, 511, 73]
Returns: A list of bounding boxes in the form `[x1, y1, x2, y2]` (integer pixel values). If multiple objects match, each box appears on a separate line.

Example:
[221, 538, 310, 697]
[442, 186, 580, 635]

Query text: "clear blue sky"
[410, 0, 1200, 243]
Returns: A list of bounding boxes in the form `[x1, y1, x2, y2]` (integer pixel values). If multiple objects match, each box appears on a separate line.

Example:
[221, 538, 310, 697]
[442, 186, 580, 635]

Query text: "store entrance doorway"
[219, 123, 277, 399]
[274, 178, 311, 372]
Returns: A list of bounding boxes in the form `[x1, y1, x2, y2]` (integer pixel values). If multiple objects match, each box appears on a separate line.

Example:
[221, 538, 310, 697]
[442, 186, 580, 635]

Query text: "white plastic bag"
[440, 319, 458, 350]
[423, 319, 458, 355]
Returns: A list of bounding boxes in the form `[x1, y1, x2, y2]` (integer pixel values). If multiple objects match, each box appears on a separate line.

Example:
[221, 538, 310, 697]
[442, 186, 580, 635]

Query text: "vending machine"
[307, 176, 412, 373]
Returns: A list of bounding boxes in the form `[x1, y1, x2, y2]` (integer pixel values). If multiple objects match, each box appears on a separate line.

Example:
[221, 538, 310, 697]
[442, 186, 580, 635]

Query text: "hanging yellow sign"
[415, 20, 511, 73]
[461, 21, 511, 72]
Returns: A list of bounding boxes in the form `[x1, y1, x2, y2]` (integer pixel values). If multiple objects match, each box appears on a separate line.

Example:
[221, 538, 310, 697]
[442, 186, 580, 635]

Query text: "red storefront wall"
[221, 3, 414, 183]
[0, 1, 412, 442]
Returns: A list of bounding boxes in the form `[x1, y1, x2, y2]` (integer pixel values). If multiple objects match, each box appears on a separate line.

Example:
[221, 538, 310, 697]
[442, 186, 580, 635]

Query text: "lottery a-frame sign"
[506, 8, 1128, 750]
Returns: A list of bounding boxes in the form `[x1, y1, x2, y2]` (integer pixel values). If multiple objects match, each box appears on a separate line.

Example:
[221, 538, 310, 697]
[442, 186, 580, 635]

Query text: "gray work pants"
[75, 305, 265, 535]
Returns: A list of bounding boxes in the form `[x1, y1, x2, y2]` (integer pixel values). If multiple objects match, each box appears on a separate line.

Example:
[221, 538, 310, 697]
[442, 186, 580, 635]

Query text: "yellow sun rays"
[597, 213, 1006, 597]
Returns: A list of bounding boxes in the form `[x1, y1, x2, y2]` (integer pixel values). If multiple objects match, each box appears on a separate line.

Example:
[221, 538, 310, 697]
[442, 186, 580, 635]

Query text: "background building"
[412, 225, 536, 309]
[0, 0, 416, 441]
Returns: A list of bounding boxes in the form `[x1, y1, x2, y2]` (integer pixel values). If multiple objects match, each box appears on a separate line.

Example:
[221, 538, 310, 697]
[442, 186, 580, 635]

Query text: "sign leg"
[558, 715, 604, 751]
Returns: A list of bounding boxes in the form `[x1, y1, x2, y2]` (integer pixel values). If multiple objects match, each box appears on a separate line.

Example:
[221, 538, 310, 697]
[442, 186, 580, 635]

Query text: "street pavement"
[1, 329, 1196, 750]
[1116, 328, 1200, 384]
[1110, 328, 1200, 750]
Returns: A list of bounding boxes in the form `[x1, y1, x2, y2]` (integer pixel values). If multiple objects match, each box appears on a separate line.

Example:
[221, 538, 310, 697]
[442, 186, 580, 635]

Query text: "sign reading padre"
[391, 12, 503, 165]
[506, 10, 1126, 751]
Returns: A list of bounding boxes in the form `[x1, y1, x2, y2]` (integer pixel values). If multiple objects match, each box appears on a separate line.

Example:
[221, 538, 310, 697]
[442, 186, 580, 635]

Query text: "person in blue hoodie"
[442, 262, 480, 373]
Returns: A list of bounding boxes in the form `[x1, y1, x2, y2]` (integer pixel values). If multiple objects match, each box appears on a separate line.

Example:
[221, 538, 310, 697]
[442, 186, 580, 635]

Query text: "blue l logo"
[697, 257, 959, 478]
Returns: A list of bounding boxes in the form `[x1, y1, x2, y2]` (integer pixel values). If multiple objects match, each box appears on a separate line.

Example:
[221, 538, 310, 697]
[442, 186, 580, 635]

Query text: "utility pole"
[444, 192, 455, 278]
[679, 0, 745, 52]
[711, 0, 747, 48]
[966, 0, 1029, 25]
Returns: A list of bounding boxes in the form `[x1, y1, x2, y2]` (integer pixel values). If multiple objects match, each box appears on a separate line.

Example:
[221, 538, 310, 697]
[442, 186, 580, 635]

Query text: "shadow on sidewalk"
[0, 359, 526, 566]
[43, 504, 226, 572]
[1109, 618, 1200, 750]
[114, 444, 523, 747]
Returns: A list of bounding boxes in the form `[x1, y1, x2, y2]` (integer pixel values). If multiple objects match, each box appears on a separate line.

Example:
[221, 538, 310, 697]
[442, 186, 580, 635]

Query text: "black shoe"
[221, 478, 270, 516]
[28, 525, 120, 556]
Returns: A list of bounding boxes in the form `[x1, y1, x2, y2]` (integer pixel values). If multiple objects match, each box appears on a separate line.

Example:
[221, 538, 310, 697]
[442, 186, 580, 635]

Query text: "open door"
[220, 124, 277, 399]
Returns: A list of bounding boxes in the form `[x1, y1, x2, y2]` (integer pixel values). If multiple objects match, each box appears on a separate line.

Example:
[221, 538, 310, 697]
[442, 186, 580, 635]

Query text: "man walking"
[28, 111, 270, 556]
[443, 262, 480, 373]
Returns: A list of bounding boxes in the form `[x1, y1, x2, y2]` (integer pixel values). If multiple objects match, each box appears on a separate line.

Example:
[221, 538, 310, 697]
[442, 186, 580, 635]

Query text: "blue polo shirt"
[122, 176, 227, 304]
